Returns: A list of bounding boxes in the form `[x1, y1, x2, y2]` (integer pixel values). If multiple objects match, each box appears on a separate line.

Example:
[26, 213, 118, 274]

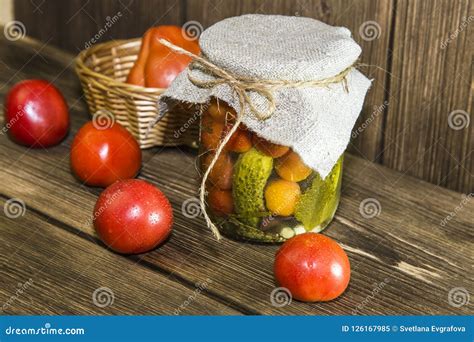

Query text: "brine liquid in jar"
[200, 98, 342, 243]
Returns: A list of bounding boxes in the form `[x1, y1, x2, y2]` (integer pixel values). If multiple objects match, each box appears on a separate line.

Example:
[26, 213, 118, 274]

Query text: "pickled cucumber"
[295, 156, 343, 231]
[233, 148, 273, 226]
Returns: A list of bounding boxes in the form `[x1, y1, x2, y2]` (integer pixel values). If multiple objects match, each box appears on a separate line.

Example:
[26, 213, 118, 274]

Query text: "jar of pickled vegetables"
[157, 14, 371, 242]
[200, 99, 343, 243]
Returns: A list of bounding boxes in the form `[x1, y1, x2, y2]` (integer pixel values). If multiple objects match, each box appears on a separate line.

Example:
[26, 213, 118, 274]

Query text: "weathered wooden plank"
[141, 150, 474, 315]
[383, 0, 473, 193]
[184, 0, 393, 162]
[1, 103, 472, 315]
[0, 129, 472, 314]
[14, 0, 183, 53]
[0, 199, 240, 315]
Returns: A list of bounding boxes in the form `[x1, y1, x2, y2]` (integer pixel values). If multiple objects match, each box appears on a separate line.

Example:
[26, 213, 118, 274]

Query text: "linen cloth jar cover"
[158, 14, 371, 242]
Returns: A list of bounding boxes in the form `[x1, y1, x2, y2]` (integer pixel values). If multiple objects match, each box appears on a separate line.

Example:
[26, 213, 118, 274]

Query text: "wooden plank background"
[12, 0, 473, 193]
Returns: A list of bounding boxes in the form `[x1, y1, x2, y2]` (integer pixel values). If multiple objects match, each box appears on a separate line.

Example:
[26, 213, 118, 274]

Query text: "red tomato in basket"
[70, 121, 141, 187]
[4, 79, 69, 147]
[274, 233, 350, 302]
[127, 26, 201, 88]
[94, 179, 173, 254]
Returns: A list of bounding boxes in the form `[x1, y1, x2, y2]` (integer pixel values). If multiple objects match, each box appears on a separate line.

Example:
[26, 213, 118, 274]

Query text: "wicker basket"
[75, 38, 199, 149]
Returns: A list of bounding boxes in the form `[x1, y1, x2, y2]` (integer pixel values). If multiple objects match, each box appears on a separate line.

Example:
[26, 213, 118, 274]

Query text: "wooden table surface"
[0, 35, 472, 316]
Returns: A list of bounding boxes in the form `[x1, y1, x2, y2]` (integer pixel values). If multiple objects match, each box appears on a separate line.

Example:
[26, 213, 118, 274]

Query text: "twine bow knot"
[158, 38, 354, 240]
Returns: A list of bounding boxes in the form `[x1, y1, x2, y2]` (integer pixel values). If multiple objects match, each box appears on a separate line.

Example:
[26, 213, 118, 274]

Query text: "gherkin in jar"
[200, 98, 343, 243]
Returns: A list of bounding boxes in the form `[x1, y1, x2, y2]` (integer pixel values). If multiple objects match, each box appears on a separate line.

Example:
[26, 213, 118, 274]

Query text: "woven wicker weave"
[75, 38, 199, 149]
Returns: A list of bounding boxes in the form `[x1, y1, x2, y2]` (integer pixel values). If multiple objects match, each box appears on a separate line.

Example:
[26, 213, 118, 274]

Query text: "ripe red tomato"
[274, 233, 350, 302]
[70, 121, 141, 187]
[94, 179, 173, 254]
[126, 26, 200, 88]
[4, 79, 69, 147]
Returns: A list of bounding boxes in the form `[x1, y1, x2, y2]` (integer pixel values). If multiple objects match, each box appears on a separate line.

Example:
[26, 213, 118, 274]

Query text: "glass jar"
[200, 98, 343, 243]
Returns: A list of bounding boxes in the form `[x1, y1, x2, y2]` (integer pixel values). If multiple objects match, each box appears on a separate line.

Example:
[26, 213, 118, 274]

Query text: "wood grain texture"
[185, 0, 393, 162]
[0, 122, 472, 314]
[0, 198, 240, 315]
[0, 35, 472, 315]
[383, 0, 473, 193]
[14, 0, 183, 53]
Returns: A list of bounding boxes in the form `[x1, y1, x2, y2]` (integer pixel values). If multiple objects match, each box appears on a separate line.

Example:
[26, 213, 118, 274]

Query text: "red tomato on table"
[70, 121, 141, 187]
[93, 179, 173, 254]
[4, 79, 69, 147]
[274, 233, 351, 302]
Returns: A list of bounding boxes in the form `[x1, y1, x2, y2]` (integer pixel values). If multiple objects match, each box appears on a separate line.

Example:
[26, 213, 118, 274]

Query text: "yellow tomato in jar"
[265, 179, 301, 216]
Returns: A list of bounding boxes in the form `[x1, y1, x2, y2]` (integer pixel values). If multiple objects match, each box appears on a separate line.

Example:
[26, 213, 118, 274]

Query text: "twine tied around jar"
[158, 38, 355, 240]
